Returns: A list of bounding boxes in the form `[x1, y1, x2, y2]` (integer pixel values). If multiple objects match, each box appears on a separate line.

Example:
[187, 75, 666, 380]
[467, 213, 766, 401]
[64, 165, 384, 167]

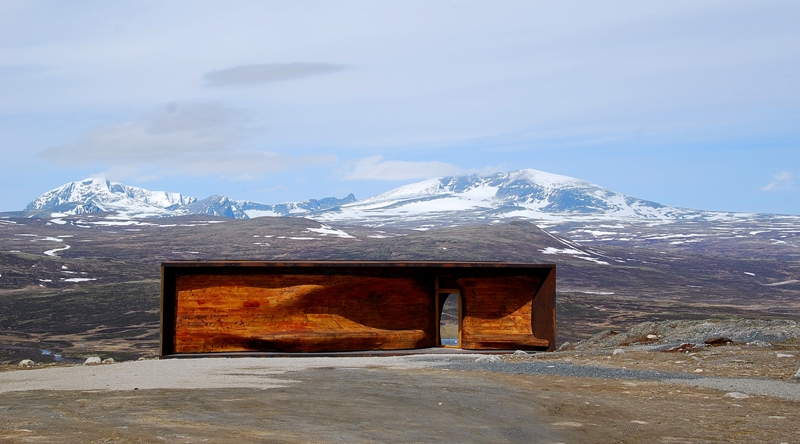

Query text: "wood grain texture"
[174, 274, 435, 353]
[457, 276, 550, 350]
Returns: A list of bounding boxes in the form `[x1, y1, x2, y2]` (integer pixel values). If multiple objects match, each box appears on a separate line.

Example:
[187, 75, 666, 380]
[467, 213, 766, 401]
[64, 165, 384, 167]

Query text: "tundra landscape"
[3, 2, 800, 441]
[1, 172, 799, 442]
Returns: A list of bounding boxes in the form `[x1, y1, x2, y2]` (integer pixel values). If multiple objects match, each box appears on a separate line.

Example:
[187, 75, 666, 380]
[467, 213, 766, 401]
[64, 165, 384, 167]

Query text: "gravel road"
[2, 355, 799, 443]
[438, 356, 800, 401]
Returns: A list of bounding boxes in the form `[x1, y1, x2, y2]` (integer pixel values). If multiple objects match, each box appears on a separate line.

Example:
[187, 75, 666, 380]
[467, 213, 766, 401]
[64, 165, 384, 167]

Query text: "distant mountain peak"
[26, 178, 357, 220]
[26, 178, 197, 216]
[315, 168, 690, 227]
[25, 168, 708, 225]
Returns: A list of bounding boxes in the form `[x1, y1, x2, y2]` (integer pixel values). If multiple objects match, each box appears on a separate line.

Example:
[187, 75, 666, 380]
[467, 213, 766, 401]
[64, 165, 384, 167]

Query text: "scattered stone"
[724, 392, 750, 399]
[556, 342, 570, 351]
[83, 357, 102, 365]
[18, 359, 35, 368]
[475, 355, 501, 363]
[794, 367, 800, 380]
[646, 334, 659, 340]
[102, 358, 116, 364]
[573, 319, 800, 350]
[663, 342, 699, 352]
[511, 350, 528, 357]
[693, 368, 704, 373]
[612, 348, 625, 355]
[704, 337, 733, 346]
[776, 353, 794, 358]
[630, 420, 649, 425]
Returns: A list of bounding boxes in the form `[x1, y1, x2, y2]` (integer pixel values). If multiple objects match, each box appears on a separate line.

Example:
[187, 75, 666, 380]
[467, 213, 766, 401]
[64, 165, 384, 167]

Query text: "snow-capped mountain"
[25, 178, 356, 219]
[177, 194, 356, 219]
[26, 178, 196, 217]
[25, 169, 730, 224]
[315, 169, 707, 226]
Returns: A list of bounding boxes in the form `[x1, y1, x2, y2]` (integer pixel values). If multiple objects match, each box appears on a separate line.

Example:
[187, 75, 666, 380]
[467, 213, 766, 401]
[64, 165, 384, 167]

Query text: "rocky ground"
[1, 319, 799, 443]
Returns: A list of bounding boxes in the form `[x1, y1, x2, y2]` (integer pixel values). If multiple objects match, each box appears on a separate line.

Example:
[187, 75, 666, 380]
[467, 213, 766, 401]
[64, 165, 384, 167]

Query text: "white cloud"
[762, 171, 793, 191]
[39, 102, 245, 163]
[204, 63, 348, 87]
[38, 102, 334, 180]
[343, 156, 462, 181]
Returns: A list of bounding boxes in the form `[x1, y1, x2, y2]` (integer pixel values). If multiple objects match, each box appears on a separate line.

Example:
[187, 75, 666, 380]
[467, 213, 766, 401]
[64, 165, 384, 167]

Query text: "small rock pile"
[83, 357, 116, 365]
[569, 319, 800, 352]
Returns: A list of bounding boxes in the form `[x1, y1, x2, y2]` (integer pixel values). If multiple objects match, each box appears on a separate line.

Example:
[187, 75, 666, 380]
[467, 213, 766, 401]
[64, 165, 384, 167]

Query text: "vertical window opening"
[438, 292, 460, 347]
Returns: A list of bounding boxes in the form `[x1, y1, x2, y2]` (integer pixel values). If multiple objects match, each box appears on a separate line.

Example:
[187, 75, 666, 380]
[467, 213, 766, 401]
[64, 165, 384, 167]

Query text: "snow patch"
[44, 245, 71, 257]
[306, 225, 354, 238]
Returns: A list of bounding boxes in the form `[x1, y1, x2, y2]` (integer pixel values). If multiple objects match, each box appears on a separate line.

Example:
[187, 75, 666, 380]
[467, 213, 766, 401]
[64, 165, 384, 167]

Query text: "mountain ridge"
[23, 169, 758, 224]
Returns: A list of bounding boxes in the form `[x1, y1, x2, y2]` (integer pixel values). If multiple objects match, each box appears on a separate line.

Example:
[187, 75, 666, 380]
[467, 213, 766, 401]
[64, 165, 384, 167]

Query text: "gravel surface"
[7, 354, 797, 402]
[0, 356, 439, 393]
[434, 355, 800, 401]
[3, 354, 800, 443]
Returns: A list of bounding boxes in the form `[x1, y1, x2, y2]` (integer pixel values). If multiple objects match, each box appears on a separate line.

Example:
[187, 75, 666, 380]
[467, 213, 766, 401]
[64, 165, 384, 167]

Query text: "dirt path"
[1, 356, 799, 443]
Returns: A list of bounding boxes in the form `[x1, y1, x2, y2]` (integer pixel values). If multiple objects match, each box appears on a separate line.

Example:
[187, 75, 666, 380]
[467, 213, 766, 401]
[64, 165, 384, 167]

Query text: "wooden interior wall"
[457, 276, 550, 350]
[174, 274, 436, 353]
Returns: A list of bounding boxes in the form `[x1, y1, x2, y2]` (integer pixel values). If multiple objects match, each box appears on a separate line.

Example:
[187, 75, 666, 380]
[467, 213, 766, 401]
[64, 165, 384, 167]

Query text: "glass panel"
[439, 292, 459, 346]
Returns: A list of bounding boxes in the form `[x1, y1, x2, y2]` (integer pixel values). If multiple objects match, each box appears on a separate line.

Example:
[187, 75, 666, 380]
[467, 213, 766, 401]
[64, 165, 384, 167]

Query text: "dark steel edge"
[161, 348, 527, 359]
[161, 260, 556, 269]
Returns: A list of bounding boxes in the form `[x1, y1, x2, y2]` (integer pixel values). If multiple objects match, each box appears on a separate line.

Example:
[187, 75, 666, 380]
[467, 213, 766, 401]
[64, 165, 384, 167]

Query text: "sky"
[1, 0, 798, 214]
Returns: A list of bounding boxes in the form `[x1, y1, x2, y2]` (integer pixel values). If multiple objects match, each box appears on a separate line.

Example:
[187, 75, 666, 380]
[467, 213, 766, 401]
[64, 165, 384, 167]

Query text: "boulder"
[704, 337, 733, 346]
[83, 356, 102, 365]
[18, 359, 35, 367]
[724, 392, 750, 399]
[102, 358, 115, 364]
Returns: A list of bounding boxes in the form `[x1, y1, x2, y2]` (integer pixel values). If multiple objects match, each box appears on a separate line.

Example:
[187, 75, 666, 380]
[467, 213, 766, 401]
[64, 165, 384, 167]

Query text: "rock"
[776, 353, 794, 358]
[794, 367, 800, 380]
[83, 356, 102, 365]
[556, 342, 570, 351]
[18, 359, 35, 367]
[693, 368, 703, 373]
[724, 392, 750, 399]
[746, 340, 772, 347]
[704, 337, 733, 346]
[663, 342, 699, 352]
[475, 355, 501, 363]
[612, 348, 625, 355]
[102, 358, 116, 364]
[511, 350, 528, 357]
[646, 334, 659, 340]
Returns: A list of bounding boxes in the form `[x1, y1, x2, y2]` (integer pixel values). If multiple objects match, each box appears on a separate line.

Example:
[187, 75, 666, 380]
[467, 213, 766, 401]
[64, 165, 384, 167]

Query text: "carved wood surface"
[457, 276, 550, 350]
[174, 274, 435, 353]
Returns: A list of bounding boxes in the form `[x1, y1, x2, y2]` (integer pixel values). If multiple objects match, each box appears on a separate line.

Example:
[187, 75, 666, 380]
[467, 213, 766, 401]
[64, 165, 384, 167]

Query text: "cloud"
[38, 102, 335, 180]
[762, 171, 793, 191]
[39, 102, 245, 163]
[343, 156, 462, 181]
[204, 63, 348, 87]
[175, 151, 335, 181]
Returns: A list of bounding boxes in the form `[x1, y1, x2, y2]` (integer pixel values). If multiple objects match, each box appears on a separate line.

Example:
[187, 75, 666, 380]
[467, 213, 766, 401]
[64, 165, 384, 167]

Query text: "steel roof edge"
[161, 260, 556, 268]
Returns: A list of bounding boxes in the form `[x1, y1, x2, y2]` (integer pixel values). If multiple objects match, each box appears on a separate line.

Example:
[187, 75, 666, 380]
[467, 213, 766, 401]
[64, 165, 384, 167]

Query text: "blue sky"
[1, 1, 798, 214]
